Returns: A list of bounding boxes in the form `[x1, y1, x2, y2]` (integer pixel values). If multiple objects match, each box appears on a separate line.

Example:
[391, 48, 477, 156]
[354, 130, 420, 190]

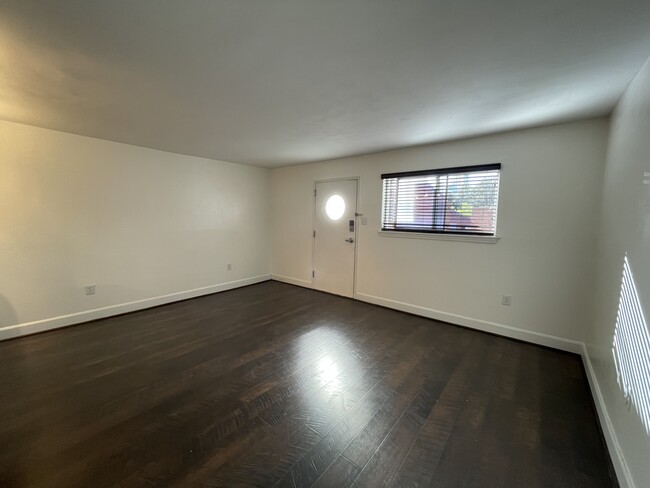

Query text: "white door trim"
[311, 177, 360, 299]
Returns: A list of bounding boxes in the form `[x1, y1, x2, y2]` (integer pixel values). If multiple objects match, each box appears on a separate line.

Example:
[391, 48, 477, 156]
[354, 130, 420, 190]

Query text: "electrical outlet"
[501, 294, 512, 306]
[85, 284, 96, 295]
[226, 264, 232, 271]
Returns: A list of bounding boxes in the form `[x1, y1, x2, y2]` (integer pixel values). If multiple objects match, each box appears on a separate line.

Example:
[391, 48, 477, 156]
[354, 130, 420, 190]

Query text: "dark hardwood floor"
[0, 281, 616, 487]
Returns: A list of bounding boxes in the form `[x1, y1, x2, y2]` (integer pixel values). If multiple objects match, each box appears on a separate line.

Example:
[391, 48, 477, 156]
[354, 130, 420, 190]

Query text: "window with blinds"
[381, 163, 501, 236]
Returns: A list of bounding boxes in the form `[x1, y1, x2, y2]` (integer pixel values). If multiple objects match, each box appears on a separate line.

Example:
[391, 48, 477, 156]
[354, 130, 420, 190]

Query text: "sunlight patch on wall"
[612, 254, 650, 434]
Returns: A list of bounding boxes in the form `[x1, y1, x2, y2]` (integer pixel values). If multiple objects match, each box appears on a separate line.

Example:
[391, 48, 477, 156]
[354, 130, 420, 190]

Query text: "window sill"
[378, 230, 500, 244]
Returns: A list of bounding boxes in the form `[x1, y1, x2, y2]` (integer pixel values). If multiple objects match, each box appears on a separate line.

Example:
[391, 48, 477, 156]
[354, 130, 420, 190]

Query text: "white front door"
[313, 179, 358, 297]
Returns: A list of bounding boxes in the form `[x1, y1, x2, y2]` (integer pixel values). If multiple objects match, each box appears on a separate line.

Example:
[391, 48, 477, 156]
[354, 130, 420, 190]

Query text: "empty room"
[1, 1, 650, 487]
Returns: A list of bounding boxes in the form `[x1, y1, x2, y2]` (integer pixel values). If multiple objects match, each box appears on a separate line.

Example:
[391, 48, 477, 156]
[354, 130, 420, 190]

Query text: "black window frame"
[381, 163, 501, 237]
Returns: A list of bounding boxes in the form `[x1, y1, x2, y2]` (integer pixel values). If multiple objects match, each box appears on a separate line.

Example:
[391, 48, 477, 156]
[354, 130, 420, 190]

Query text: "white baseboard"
[581, 344, 634, 488]
[271, 274, 312, 288]
[355, 291, 583, 354]
[0, 274, 271, 342]
[268, 278, 580, 353]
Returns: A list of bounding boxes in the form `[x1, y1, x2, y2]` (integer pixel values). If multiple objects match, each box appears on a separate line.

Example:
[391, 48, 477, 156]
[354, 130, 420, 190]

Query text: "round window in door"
[325, 195, 345, 221]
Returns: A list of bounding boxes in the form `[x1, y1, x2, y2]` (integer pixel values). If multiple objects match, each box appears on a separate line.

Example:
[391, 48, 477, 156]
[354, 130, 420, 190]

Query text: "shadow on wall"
[612, 254, 650, 435]
[0, 295, 18, 328]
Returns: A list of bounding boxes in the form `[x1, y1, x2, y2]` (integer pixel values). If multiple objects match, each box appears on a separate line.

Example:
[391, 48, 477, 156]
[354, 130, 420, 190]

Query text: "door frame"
[311, 177, 360, 298]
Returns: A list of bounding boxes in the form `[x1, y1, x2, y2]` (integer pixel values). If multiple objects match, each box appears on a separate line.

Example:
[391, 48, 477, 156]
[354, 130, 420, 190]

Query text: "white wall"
[587, 58, 650, 488]
[271, 118, 608, 349]
[0, 120, 271, 339]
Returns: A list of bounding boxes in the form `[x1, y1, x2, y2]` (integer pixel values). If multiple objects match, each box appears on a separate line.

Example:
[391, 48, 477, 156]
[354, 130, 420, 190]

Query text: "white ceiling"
[1, 1, 649, 167]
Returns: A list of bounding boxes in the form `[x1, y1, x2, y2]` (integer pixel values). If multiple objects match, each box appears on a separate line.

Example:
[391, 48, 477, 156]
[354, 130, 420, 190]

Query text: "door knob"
[345, 238, 355, 243]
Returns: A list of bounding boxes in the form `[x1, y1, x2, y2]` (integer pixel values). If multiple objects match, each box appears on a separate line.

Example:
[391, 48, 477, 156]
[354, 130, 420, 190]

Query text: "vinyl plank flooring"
[387, 335, 498, 488]
[199, 322, 430, 487]
[0, 281, 617, 488]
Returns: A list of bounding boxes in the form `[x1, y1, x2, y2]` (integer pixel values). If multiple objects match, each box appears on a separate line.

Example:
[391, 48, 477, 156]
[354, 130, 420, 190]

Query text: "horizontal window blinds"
[381, 163, 501, 236]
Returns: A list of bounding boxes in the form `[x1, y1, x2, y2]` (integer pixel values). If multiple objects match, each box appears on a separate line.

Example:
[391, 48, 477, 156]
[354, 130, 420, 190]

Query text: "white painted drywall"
[587, 57, 650, 488]
[0, 120, 271, 335]
[271, 119, 608, 345]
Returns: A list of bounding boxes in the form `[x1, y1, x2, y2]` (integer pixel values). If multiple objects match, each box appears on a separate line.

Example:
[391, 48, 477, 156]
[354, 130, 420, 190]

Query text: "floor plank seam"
[339, 453, 361, 469]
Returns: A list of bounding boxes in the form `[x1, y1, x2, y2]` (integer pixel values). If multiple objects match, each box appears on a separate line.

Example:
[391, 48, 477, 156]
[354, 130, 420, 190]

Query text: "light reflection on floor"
[612, 254, 650, 434]
[289, 323, 366, 428]
[316, 355, 340, 387]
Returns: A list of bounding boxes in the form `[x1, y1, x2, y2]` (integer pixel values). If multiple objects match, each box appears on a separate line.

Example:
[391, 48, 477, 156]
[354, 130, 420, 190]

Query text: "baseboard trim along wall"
[581, 345, 635, 488]
[266, 278, 583, 353]
[271, 274, 313, 288]
[0, 274, 272, 342]
[355, 291, 584, 354]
